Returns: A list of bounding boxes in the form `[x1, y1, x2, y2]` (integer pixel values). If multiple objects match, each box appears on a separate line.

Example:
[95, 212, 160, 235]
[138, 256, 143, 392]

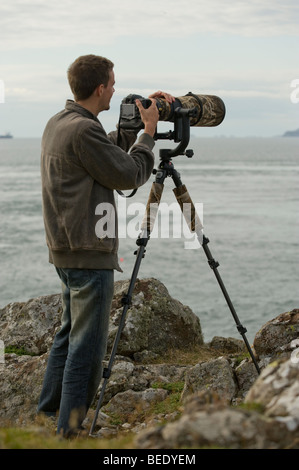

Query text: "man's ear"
[95, 84, 104, 97]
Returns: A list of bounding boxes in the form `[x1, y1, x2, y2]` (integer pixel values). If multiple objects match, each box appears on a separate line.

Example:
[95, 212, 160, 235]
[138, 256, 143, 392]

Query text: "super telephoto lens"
[155, 92, 226, 127]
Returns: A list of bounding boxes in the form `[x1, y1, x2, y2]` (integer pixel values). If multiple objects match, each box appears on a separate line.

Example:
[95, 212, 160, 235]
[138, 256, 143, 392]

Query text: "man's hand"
[135, 98, 159, 137]
[135, 91, 175, 137]
[148, 90, 175, 104]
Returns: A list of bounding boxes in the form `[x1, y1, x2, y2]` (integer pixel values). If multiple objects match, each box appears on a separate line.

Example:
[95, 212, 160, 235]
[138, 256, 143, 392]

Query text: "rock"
[0, 294, 61, 355]
[245, 357, 299, 431]
[0, 353, 48, 426]
[181, 357, 237, 404]
[98, 359, 188, 406]
[209, 336, 246, 354]
[108, 278, 204, 356]
[253, 309, 299, 361]
[103, 388, 169, 422]
[234, 360, 258, 400]
[134, 404, 289, 449]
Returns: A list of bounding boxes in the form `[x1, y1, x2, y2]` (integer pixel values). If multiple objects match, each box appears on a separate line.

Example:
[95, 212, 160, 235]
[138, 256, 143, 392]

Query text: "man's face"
[100, 69, 115, 111]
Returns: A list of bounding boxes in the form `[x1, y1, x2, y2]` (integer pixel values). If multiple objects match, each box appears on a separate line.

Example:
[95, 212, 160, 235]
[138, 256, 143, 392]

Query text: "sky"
[0, 0, 298, 138]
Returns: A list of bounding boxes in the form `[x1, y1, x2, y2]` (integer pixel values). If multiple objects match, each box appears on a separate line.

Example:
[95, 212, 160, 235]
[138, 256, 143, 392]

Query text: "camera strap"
[116, 119, 138, 198]
[116, 188, 138, 198]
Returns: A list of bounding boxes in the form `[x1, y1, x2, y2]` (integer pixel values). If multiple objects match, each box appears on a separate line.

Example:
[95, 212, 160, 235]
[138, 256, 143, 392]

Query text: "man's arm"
[78, 122, 155, 191]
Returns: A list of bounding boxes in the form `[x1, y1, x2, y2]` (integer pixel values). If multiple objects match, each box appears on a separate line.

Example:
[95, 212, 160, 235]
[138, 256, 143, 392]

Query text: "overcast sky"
[0, 0, 298, 137]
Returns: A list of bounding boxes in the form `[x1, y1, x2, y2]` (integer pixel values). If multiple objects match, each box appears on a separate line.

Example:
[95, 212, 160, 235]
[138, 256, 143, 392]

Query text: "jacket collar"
[65, 99, 99, 122]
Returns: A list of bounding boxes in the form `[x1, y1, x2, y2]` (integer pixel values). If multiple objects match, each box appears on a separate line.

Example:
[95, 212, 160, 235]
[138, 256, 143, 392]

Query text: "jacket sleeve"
[77, 121, 155, 191]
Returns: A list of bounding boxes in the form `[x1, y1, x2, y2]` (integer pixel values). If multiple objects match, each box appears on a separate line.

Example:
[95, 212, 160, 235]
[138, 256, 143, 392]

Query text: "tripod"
[89, 108, 260, 436]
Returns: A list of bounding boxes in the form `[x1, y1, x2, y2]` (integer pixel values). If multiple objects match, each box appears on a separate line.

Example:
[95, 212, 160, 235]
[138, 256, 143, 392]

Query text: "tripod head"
[154, 107, 197, 161]
[117, 106, 196, 197]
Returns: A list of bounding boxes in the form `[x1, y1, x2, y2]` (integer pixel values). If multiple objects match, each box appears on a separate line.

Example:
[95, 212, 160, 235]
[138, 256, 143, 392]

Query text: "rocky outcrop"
[0, 278, 203, 426]
[135, 308, 299, 449]
[0, 278, 203, 358]
[135, 356, 299, 449]
[0, 279, 299, 449]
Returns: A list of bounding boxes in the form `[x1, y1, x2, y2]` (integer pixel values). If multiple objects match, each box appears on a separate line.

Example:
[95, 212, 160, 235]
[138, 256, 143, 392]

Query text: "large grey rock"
[108, 278, 203, 356]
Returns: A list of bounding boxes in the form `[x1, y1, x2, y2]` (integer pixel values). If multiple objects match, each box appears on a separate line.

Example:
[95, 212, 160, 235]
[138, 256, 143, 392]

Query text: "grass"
[146, 344, 223, 366]
[0, 427, 136, 449]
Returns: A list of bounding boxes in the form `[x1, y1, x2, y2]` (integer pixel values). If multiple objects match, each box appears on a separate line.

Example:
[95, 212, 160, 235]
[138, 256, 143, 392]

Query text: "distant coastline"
[283, 128, 299, 137]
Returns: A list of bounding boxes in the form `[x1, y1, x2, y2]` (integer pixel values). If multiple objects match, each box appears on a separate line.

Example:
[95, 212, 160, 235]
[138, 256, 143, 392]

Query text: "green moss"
[152, 391, 182, 415]
[4, 346, 36, 356]
[107, 412, 124, 426]
[150, 381, 185, 416]
[233, 352, 251, 366]
[237, 401, 265, 414]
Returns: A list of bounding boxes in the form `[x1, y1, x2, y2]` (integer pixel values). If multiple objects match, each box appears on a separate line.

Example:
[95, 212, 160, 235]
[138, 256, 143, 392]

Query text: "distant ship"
[0, 132, 13, 139]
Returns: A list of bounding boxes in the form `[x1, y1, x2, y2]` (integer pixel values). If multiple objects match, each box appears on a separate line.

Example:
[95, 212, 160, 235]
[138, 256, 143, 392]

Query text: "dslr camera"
[119, 94, 153, 131]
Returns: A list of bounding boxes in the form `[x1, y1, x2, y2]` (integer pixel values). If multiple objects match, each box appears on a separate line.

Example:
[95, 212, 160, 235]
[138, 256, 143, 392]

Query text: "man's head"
[67, 54, 114, 103]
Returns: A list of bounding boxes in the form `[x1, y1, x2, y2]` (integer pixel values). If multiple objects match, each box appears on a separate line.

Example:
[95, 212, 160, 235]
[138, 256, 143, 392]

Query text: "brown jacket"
[41, 100, 155, 270]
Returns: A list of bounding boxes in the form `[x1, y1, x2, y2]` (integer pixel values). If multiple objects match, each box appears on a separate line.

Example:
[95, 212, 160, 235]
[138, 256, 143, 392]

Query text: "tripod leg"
[89, 182, 164, 435]
[173, 184, 260, 375]
[173, 184, 204, 244]
[140, 182, 164, 234]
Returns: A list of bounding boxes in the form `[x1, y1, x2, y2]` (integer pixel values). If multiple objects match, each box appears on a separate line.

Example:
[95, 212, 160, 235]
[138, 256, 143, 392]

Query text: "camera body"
[119, 94, 152, 130]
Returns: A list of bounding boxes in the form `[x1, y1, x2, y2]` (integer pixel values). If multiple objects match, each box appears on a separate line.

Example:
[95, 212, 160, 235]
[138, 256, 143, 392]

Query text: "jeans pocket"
[62, 268, 92, 290]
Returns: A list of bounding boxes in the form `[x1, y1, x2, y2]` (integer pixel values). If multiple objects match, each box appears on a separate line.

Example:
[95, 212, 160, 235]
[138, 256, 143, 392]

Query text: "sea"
[0, 136, 298, 344]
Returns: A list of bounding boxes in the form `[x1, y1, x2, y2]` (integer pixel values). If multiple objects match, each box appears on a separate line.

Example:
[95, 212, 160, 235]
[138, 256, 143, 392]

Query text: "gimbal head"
[154, 107, 197, 160]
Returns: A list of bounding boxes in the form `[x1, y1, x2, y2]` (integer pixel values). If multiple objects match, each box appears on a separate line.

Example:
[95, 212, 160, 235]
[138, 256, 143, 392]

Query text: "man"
[37, 54, 174, 437]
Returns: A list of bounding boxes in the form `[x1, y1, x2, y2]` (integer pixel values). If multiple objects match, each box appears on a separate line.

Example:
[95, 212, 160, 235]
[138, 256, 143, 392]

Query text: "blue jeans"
[37, 267, 114, 436]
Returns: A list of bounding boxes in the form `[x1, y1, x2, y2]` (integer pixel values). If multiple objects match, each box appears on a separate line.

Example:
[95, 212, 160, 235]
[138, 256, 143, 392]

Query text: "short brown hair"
[67, 54, 114, 101]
